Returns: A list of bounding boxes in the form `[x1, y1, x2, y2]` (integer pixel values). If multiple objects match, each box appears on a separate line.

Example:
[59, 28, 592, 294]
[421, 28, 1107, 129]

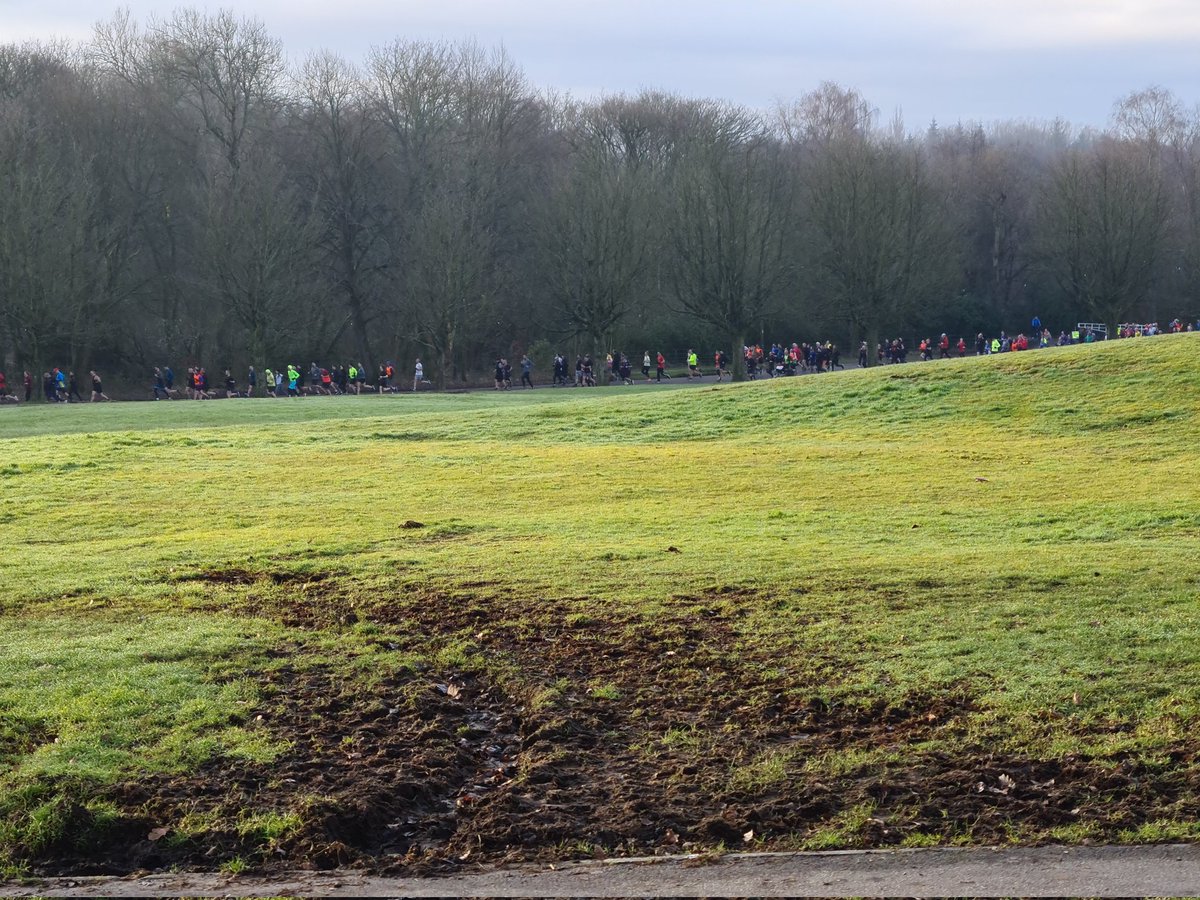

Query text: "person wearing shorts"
[89, 371, 111, 402]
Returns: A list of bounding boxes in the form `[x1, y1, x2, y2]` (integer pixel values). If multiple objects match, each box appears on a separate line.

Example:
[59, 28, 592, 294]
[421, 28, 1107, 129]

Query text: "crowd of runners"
[0, 368, 112, 404]
[0, 319, 1194, 404]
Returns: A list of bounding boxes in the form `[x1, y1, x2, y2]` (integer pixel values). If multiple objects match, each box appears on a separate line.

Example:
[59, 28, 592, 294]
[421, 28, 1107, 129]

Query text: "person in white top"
[413, 359, 428, 392]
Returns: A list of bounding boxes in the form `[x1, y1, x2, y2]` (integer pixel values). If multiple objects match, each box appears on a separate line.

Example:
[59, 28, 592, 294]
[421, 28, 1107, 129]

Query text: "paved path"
[6, 845, 1200, 897]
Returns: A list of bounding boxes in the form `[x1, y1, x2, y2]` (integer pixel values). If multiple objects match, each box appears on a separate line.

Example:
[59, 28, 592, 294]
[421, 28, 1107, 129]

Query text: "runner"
[89, 370, 111, 402]
[656, 351, 668, 382]
[247, 366, 257, 397]
[642, 351, 652, 381]
[224, 369, 237, 398]
[520, 354, 534, 388]
[0, 370, 14, 403]
[197, 367, 212, 399]
[687, 349, 699, 378]
[413, 358, 430, 392]
[67, 371, 84, 403]
[152, 367, 171, 400]
[287, 364, 300, 397]
[23, 371, 32, 402]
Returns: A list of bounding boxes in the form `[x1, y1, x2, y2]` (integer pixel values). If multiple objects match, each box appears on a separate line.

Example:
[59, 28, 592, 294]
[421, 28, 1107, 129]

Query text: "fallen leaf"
[147, 826, 169, 842]
[447, 683, 462, 699]
[399, 520, 425, 529]
[998, 773, 1017, 792]
[1072, 691, 1081, 705]
[974, 476, 990, 482]
[666, 546, 681, 553]
[743, 829, 755, 842]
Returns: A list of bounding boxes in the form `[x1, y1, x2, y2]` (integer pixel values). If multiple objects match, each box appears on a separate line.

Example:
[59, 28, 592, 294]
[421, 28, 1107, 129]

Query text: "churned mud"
[20, 580, 1200, 875]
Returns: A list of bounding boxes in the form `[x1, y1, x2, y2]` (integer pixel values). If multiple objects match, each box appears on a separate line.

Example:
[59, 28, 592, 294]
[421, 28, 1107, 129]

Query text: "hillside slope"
[1, 335, 1199, 873]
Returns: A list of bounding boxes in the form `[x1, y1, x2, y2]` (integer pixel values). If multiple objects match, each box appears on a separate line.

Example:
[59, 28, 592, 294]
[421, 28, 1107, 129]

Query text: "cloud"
[899, 0, 1200, 48]
[1, 0, 1197, 126]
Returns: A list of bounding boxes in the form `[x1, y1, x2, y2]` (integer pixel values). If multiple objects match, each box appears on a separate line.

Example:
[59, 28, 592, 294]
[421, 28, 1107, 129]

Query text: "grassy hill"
[1, 335, 1199, 873]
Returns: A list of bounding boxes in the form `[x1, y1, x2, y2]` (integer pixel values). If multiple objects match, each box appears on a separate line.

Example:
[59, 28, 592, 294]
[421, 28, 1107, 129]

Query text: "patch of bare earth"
[23, 583, 1200, 874]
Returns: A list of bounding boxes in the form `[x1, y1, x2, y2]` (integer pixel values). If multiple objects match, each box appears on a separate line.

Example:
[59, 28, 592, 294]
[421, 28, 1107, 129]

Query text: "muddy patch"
[18, 585, 1200, 875]
[174, 567, 331, 588]
[30, 664, 517, 875]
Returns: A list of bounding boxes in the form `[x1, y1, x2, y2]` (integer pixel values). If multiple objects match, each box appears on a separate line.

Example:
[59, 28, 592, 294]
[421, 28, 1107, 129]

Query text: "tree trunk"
[864, 324, 881, 368]
[730, 332, 747, 382]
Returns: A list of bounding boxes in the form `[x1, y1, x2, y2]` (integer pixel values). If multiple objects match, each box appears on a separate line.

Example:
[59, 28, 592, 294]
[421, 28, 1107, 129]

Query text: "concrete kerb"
[5, 844, 1200, 897]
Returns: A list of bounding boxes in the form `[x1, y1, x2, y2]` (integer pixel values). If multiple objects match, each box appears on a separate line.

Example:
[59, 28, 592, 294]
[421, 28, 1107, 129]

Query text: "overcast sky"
[2, 0, 1197, 128]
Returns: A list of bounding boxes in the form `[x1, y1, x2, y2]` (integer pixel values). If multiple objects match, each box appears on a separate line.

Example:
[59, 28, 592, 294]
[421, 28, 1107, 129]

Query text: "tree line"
[0, 9, 1196, 385]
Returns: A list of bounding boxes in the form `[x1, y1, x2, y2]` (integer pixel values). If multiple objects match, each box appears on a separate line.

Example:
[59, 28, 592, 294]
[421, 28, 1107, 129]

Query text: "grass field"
[2, 335, 1200, 874]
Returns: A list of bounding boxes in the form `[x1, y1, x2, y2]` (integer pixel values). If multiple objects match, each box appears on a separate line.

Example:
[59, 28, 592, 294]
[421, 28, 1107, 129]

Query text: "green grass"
[2, 334, 1200, 866]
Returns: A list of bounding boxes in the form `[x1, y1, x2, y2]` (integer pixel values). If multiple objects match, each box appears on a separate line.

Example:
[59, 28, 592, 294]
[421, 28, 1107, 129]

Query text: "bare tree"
[1112, 85, 1185, 149]
[1039, 138, 1171, 329]
[199, 144, 321, 365]
[367, 40, 541, 385]
[148, 9, 283, 174]
[293, 50, 388, 366]
[801, 129, 953, 363]
[543, 100, 654, 368]
[666, 105, 794, 380]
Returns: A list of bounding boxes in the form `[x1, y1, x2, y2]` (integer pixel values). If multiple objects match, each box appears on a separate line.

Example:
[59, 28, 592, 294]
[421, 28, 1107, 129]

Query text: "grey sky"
[2, 0, 1198, 128]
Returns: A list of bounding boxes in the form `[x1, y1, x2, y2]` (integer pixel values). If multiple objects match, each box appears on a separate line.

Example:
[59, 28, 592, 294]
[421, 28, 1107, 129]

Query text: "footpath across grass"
[1, 336, 1199, 873]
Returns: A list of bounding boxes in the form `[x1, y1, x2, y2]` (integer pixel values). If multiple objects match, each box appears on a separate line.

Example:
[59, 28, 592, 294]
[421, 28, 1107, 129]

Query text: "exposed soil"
[19, 582, 1200, 875]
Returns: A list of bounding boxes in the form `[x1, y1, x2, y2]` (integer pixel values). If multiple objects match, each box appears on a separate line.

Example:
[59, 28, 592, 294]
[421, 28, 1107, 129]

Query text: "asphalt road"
[7, 844, 1200, 897]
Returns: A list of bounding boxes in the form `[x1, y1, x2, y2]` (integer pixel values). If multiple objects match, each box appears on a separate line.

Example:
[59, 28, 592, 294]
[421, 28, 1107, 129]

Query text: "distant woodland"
[1, 9, 1198, 383]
